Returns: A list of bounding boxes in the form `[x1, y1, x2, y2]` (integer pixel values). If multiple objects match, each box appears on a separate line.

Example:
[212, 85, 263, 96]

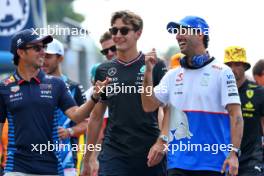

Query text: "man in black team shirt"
[224, 46, 264, 176]
[82, 10, 167, 176]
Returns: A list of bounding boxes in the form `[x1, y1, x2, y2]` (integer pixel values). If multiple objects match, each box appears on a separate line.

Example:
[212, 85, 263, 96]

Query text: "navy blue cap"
[167, 16, 209, 35]
[10, 29, 53, 56]
[10, 29, 53, 65]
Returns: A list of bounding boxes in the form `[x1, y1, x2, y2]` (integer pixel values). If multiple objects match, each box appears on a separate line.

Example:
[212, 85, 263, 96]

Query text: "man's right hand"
[89, 157, 99, 176]
[81, 157, 91, 176]
[57, 126, 70, 139]
[93, 77, 111, 99]
[81, 156, 99, 176]
[145, 48, 157, 72]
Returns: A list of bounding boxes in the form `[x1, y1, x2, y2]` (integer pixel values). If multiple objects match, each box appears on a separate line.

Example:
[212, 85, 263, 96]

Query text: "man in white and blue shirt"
[141, 16, 244, 176]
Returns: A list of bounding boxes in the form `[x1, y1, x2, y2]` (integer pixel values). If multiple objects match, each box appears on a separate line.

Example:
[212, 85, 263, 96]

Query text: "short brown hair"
[111, 10, 143, 31]
[99, 31, 112, 44]
[253, 59, 264, 76]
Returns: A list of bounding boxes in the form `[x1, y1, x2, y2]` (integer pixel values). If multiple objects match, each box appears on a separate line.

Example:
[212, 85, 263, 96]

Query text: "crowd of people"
[0, 10, 264, 176]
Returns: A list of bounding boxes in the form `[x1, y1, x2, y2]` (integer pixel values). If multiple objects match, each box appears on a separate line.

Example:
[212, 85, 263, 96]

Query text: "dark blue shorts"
[98, 152, 167, 176]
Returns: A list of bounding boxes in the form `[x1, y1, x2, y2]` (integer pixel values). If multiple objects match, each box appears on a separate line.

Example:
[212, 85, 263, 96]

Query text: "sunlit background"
[1, 0, 263, 86]
[74, 0, 264, 68]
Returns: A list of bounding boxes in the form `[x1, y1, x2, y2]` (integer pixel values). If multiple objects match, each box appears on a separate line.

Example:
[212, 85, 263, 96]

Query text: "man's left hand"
[147, 139, 166, 167]
[58, 126, 70, 139]
[221, 152, 239, 176]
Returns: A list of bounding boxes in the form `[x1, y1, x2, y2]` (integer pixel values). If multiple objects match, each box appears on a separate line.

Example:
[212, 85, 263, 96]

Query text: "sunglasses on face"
[109, 26, 133, 35]
[100, 45, 116, 55]
[22, 45, 47, 52]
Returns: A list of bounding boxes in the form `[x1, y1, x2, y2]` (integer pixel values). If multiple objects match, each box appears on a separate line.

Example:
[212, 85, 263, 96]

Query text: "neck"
[186, 48, 207, 66]
[237, 75, 246, 88]
[50, 68, 62, 77]
[117, 46, 139, 63]
[17, 64, 40, 81]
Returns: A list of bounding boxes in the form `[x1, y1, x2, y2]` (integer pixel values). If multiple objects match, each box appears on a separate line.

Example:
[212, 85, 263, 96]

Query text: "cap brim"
[45, 50, 58, 54]
[225, 61, 251, 71]
[167, 22, 179, 34]
[29, 35, 53, 45]
[167, 21, 189, 34]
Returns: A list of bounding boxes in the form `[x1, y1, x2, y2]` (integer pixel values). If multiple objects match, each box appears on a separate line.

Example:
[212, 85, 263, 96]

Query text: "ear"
[199, 33, 204, 40]
[17, 49, 24, 58]
[135, 29, 142, 39]
[58, 55, 64, 63]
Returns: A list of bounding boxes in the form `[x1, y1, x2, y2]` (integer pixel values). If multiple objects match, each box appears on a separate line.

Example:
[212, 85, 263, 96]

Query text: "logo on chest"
[246, 89, 254, 99]
[200, 73, 210, 87]
[176, 73, 184, 82]
[40, 90, 53, 99]
[9, 85, 23, 102]
[10, 85, 20, 93]
[40, 84, 53, 99]
[107, 67, 117, 76]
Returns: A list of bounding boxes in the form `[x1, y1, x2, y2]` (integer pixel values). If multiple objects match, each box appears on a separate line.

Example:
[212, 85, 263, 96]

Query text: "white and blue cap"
[167, 16, 209, 35]
[45, 38, 64, 56]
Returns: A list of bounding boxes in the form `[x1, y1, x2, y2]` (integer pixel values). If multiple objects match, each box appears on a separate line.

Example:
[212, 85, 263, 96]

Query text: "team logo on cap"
[17, 38, 23, 46]
[0, 0, 30, 36]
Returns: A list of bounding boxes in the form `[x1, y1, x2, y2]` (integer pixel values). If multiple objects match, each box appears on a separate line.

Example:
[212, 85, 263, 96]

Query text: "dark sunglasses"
[100, 45, 116, 55]
[22, 45, 47, 52]
[109, 27, 133, 35]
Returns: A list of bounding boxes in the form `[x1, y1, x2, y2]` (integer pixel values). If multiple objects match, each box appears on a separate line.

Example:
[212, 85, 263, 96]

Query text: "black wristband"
[90, 94, 99, 103]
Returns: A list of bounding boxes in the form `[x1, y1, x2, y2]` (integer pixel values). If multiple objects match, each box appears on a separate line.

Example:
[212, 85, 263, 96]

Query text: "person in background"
[253, 59, 264, 86]
[43, 38, 88, 176]
[224, 46, 264, 176]
[0, 122, 8, 176]
[99, 31, 116, 60]
[252, 58, 264, 164]
[169, 53, 184, 69]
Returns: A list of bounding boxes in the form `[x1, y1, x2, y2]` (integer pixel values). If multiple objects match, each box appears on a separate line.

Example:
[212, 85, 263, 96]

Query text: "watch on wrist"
[67, 128, 74, 137]
[159, 134, 169, 143]
[230, 146, 241, 157]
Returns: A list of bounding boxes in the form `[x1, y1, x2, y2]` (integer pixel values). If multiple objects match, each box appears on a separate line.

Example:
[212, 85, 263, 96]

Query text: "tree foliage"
[46, 0, 85, 23]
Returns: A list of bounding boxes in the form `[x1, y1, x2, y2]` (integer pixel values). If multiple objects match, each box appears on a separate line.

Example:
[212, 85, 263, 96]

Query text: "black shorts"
[168, 168, 224, 176]
[98, 152, 167, 176]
